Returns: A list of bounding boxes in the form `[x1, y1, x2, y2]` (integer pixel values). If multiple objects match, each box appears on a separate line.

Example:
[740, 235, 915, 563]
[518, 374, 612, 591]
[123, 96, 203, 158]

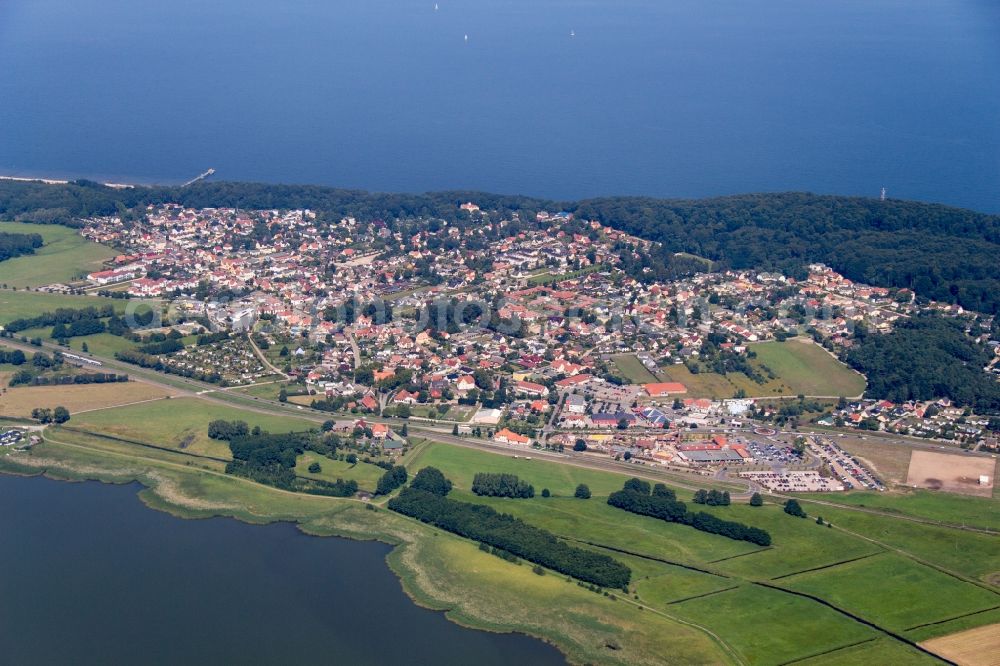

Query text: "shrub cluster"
[471, 472, 534, 498]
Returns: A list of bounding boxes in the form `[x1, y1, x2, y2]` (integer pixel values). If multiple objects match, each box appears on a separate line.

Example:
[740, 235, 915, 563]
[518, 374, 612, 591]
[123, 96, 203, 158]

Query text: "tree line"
[11, 371, 128, 387]
[5, 305, 116, 334]
[607, 479, 771, 546]
[388, 467, 631, 589]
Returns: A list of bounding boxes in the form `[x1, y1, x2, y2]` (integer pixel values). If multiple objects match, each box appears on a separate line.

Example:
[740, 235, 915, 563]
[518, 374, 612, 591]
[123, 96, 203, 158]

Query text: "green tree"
[574, 484, 592, 499]
[278, 388, 288, 403]
[52, 406, 70, 424]
[541, 488, 551, 498]
[410, 466, 453, 496]
[308, 461, 322, 473]
[783, 499, 807, 518]
[749, 492, 763, 507]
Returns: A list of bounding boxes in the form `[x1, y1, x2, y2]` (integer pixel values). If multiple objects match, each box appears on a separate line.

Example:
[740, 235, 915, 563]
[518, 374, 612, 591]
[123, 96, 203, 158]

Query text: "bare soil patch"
[906, 451, 996, 498]
[0, 381, 177, 418]
[921, 622, 1000, 666]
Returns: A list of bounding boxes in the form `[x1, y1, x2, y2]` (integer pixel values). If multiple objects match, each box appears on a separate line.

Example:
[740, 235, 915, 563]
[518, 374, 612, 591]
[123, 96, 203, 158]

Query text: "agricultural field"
[0, 221, 116, 288]
[920, 622, 1000, 665]
[405, 441, 1000, 656]
[0, 380, 175, 418]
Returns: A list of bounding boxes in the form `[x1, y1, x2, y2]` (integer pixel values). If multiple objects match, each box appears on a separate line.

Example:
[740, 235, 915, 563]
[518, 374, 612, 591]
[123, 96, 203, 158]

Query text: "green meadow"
[0, 221, 116, 287]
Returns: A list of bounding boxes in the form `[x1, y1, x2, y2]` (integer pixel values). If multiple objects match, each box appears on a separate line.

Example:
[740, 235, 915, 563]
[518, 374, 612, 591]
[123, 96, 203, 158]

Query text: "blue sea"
[1, 0, 998, 212]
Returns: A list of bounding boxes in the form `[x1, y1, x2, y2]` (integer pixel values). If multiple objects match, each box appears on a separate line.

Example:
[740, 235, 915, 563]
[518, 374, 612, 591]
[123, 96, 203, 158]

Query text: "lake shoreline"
[0, 445, 703, 665]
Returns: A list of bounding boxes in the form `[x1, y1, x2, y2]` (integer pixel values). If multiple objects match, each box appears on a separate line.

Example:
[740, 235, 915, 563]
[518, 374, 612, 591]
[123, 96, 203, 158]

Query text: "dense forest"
[0, 230, 43, 262]
[2, 179, 999, 311]
[389, 468, 631, 589]
[845, 316, 1000, 413]
[573, 193, 1000, 313]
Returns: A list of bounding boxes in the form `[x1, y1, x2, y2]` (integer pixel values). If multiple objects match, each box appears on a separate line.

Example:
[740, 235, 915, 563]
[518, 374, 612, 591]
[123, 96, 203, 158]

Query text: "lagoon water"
[0, 475, 566, 665]
[0, 0, 998, 212]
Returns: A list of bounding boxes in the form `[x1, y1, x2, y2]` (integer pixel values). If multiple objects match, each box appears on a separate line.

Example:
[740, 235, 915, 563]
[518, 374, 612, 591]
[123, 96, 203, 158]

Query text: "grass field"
[294, 451, 386, 491]
[657, 364, 741, 399]
[61, 332, 139, 357]
[750, 340, 866, 397]
[461, 492, 761, 564]
[69, 397, 315, 458]
[669, 584, 879, 665]
[611, 354, 659, 383]
[0, 289, 122, 325]
[655, 341, 865, 399]
[234, 381, 288, 400]
[0, 222, 116, 288]
[807, 488, 1000, 532]
[784, 553, 1000, 634]
[0, 381, 175, 418]
[407, 442, 633, 496]
[805, 503, 1000, 584]
[796, 637, 936, 665]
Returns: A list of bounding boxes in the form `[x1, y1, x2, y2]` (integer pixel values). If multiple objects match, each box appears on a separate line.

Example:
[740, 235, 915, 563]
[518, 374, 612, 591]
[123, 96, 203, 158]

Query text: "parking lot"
[810, 437, 885, 491]
[746, 438, 804, 465]
[741, 470, 844, 492]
